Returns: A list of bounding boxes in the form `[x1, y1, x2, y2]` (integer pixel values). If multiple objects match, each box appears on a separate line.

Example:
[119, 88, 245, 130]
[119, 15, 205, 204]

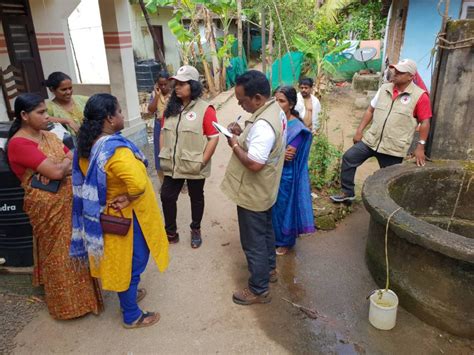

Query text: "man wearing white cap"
[331, 59, 431, 203]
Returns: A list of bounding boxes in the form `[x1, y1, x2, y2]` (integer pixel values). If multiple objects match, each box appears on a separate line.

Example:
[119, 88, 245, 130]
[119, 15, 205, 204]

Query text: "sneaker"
[232, 287, 271, 305]
[330, 192, 356, 203]
[190, 229, 202, 249]
[269, 269, 278, 283]
[167, 233, 180, 244]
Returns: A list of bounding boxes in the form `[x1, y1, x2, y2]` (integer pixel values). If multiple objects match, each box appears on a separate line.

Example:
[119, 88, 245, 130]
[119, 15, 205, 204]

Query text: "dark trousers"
[341, 141, 403, 196]
[160, 176, 205, 235]
[237, 206, 276, 295]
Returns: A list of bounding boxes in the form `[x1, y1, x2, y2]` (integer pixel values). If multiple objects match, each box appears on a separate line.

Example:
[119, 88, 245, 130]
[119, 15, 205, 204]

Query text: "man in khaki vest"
[221, 70, 287, 305]
[331, 59, 432, 202]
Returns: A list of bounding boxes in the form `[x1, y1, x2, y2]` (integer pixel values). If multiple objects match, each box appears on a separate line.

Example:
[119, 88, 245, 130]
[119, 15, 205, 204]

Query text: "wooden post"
[138, 0, 166, 66]
[204, 9, 221, 92]
[268, 16, 274, 87]
[246, 22, 251, 59]
[261, 9, 266, 74]
[237, 0, 243, 57]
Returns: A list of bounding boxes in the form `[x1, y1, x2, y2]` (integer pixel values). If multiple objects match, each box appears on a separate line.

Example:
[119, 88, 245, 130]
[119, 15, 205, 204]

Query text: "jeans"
[341, 141, 403, 196]
[117, 214, 150, 325]
[237, 206, 276, 295]
[160, 176, 205, 235]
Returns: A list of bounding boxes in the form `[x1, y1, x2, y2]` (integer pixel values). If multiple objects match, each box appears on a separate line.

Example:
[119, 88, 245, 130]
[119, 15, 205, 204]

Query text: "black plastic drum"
[0, 122, 33, 267]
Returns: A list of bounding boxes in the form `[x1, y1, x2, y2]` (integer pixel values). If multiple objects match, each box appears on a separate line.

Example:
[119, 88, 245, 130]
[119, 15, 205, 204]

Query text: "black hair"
[235, 70, 270, 98]
[77, 93, 119, 159]
[275, 86, 301, 120]
[164, 79, 203, 118]
[44, 72, 71, 90]
[6, 93, 45, 162]
[299, 77, 314, 87]
[155, 70, 170, 82]
[8, 93, 44, 140]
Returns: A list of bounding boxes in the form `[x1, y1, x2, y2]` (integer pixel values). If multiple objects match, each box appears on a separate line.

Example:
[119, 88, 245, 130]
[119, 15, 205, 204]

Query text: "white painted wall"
[29, 0, 80, 84]
[68, 0, 109, 83]
[129, 5, 181, 73]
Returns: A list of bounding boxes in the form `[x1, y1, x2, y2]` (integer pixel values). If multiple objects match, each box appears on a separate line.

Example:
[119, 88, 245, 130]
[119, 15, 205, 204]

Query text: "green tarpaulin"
[266, 51, 304, 91]
[226, 53, 248, 89]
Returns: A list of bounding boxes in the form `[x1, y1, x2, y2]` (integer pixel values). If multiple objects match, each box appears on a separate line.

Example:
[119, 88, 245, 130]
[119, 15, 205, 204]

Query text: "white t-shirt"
[246, 110, 287, 164]
[370, 89, 381, 108]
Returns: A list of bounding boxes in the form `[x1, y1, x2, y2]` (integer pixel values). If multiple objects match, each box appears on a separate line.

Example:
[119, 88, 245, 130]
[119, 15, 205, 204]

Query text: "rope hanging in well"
[384, 207, 402, 292]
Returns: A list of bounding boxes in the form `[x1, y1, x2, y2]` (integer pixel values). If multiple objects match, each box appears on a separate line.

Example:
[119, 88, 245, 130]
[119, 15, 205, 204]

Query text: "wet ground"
[6, 90, 474, 354]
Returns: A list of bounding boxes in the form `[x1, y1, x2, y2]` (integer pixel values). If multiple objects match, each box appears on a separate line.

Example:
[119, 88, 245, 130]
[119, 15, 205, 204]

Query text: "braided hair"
[77, 93, 118, 158]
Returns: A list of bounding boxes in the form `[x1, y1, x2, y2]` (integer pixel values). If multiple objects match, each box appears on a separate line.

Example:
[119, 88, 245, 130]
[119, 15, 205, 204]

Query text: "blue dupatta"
[70, 133, 148, 260]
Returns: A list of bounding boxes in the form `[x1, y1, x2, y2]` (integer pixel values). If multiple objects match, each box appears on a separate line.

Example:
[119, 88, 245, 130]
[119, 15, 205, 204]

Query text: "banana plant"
[195, 0, 237, 89]
[293, 34, 350, 93]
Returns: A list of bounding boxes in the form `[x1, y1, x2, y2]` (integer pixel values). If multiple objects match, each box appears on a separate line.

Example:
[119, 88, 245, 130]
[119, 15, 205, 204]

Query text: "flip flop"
[122, 311, 160, 329]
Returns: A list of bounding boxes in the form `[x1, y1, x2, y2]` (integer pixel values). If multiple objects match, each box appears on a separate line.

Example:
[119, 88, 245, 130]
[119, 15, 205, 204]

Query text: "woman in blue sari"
[272, 86, 315, 255]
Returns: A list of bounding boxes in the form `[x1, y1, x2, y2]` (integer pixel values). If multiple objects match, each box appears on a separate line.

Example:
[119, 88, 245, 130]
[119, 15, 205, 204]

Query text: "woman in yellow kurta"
[45, 72, 88, 136]
[71, 93, 168, 329]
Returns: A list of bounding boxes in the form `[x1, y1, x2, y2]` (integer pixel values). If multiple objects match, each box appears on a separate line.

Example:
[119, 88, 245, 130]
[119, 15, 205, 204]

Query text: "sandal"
[123, 311, 160, 329]
[276, 247, 289, 256]
[137, 288, 147, 303]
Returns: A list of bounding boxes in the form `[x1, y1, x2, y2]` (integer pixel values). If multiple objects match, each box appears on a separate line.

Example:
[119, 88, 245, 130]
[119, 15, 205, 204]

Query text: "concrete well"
[362, 161, 474, 338]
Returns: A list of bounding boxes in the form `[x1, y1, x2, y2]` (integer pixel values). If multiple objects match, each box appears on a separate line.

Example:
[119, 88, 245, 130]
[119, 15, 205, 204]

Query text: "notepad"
[212, 121, 233, 138]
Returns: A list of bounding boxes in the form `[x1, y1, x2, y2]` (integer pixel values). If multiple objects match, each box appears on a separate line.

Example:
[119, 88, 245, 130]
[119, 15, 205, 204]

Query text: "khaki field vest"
[221, 100, 286, 212]
[159, 98, 212, 179]
[362, 82, 425, 157]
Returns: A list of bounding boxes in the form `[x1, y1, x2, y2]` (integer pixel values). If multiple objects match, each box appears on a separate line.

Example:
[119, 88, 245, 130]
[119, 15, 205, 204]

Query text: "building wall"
[29, 0, 81, 86]
[129, 5, 239, 74]
[129, 5, 181, 73]
[399, 0, 462, 89]
[68, 0, 109, 84]
[0, 0, 80, 121]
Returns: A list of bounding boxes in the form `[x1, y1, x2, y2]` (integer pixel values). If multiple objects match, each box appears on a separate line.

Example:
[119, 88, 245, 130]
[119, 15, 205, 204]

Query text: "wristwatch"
[417, 140, 426, 145]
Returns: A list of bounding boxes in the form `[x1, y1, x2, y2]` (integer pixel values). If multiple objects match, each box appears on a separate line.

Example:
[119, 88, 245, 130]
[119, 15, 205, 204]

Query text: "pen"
[230, 115, 242, 131]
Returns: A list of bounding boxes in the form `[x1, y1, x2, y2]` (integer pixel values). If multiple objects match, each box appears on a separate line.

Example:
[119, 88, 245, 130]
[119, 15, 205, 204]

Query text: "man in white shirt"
[221, 70, 287, 306]
[295, 77, 321, 134]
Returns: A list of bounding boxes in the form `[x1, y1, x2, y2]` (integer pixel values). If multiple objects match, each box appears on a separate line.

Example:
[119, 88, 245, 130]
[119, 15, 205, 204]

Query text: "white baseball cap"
[389, 59, 417, 75]
[170, 65, 200, 82]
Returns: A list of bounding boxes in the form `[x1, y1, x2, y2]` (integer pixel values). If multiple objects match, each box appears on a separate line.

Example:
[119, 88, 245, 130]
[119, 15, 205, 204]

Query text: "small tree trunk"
[220, 26, 228, 90]
[138, 0, 166, 66]
[204, 10, 221, 92]
[192, 16, 216, 96]
[237, 0, 243, 57]
[246, 22, 251, 59]
[261, 9, 266, 74]
[268, 17, 274, 86]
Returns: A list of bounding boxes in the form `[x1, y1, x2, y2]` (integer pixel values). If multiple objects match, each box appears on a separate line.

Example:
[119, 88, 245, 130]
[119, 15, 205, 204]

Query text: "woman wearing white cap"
[159, 65, 219, 248]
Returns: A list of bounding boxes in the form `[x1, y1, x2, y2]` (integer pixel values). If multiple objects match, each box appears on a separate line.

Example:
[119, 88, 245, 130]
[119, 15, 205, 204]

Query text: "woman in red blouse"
[7, 93, 103, 320]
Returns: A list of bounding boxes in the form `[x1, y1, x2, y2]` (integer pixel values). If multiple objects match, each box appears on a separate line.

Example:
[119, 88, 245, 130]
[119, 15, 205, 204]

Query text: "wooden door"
[1, 0, 47, 97]
[152, 25, 165, 61]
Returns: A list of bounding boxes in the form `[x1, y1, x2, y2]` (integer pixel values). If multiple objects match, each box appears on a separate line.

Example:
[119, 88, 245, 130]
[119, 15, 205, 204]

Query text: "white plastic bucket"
[368, 289, 399, 330]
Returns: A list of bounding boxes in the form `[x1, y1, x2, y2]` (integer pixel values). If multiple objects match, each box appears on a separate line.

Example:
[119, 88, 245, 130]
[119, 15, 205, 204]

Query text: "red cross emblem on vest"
[186, 111, 197, 121]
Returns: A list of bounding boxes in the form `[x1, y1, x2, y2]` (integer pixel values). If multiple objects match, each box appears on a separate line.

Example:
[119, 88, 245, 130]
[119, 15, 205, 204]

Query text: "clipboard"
[212, 121, 233, 138]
